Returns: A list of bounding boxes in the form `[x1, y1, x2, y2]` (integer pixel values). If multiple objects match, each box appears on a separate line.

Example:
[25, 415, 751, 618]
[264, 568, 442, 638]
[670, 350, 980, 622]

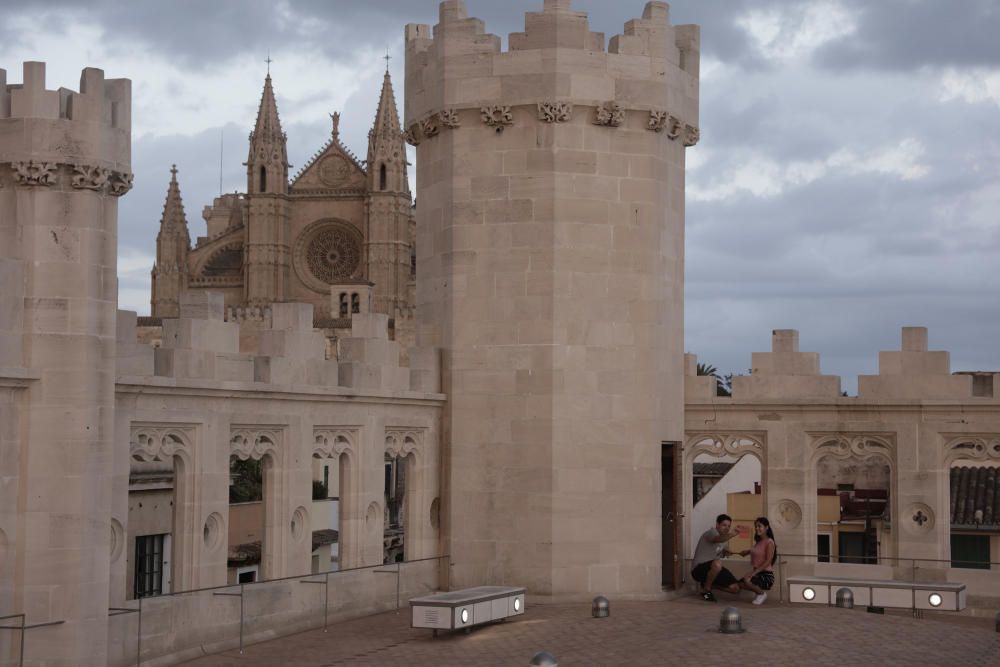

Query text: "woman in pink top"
[738, 516, 777, 605]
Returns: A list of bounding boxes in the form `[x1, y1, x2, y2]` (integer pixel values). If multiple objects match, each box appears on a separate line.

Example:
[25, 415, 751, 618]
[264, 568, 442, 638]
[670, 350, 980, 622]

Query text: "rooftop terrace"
[182, 596, 998, 666]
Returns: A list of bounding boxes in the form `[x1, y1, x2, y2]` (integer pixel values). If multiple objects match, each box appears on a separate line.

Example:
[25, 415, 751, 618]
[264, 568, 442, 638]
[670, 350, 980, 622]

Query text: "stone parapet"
[731, 329, 843, 399]
[858, 327, 973, 399]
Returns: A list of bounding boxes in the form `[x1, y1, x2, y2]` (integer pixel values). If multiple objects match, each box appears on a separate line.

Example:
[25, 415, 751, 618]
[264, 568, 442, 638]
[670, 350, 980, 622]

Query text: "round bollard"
[719, 606, 745, 634]
[529, 651, 558, 667]
[592, 595, 610, 618]
[835, 587, 854, 609]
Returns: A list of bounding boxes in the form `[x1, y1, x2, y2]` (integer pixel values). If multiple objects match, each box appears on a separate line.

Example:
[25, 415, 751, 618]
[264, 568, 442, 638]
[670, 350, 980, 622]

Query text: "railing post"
[239, 583, 245, 655]
[19, 615, 25, 667]
[324, 572, 330, 632]
[396, 562, 402, 611]
[137, 596, 142, 667]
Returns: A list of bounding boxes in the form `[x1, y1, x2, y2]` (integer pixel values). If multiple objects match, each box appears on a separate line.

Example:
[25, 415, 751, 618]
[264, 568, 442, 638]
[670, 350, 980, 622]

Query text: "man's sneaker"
[752, 592, 767, 605]
[701, 591, 717, 602]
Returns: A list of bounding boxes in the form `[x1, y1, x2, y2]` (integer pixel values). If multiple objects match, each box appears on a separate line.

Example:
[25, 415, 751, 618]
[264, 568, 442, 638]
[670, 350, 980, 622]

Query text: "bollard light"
[719, 607, 745, 634]
[592, 595, 610, 618]
[928, 593, 942, 608]
[802, 587, 816, 601]
[529, 651, 558, 667]
[835, 587, 854, 609]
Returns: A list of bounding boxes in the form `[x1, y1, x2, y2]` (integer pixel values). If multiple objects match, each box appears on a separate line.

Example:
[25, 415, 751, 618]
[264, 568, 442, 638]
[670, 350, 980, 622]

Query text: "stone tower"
[150, 165, 191, 318]
[244, 74, 291, 305]
[0, 62, 131, 664]
[405, 0, 699, 598]
[365, 70, 413, 317]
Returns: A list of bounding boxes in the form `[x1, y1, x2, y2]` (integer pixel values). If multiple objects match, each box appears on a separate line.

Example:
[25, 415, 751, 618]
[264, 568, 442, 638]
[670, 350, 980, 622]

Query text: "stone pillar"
[406, 1, 699, 598]
[0, 62, 131, 664]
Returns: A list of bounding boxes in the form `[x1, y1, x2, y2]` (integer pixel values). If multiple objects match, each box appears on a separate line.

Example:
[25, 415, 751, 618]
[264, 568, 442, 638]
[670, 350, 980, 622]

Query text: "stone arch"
[313, 427, 361, 569]
[129, 424, 198, 593]
[682, 432, 767, 558]
[229, 427, 285, 579]
[941, 435, 1000, 567]
[807, 433, 897, 563]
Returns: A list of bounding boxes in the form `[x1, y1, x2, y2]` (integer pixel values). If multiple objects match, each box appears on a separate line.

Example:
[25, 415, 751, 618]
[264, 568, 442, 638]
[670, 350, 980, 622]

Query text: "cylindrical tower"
[0, 62, 131, 664]
[405, 0, 699, 598]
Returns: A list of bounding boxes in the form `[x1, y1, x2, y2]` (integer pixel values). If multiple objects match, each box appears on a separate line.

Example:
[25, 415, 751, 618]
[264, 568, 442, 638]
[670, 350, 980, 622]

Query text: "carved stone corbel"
[109, 171, 134, 196]
[480, 105, 514, 132]
[11, 160, 58, 186]
[683, 124, 700, 147]
[537, 101, 573, 123]
[437, 108, 461, 129]
[593, 101, 624, 127]
[71, 164, 111, 190]
[647, 110, 669, 132]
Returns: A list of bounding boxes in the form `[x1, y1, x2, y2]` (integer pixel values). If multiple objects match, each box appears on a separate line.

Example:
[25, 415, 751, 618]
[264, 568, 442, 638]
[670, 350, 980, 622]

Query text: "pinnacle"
[159, 164, 188, 234]
[252, 72, 284, 141]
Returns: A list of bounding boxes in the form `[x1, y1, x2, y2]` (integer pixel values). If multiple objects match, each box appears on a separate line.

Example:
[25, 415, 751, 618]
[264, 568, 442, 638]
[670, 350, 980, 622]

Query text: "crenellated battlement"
[405, 0, 699, 137]
[0, 62, 131, 178]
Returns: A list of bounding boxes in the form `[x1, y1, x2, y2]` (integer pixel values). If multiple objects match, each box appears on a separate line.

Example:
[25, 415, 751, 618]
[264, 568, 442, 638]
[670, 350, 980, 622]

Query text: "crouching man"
[691, 513, 741, 602]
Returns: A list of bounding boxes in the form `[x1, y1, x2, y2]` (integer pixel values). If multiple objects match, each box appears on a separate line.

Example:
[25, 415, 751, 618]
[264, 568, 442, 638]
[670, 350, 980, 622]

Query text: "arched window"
[379, 163, 387, 191]
[339, 293, 348, 318]
[259, 166, 267, 192]
[351, 293, 360, 314]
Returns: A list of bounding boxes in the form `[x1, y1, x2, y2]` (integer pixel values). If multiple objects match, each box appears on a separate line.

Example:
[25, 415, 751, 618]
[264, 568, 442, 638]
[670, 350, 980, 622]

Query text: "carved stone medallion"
[774, 499, 802, 529]
[319, 155, 353, 187]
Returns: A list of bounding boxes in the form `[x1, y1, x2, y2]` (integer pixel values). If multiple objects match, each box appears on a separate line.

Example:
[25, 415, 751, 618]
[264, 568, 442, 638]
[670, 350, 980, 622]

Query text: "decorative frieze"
[537, 101, 573, 123]
[385, 427, 425, 458]
[231, 427, 281, 461]
[4, 160, 134, 196]
[130, 424, 195, 463]
[480, 105, 514, 131]
[313, 427, 359, 458]
[593, 101, 624, 127]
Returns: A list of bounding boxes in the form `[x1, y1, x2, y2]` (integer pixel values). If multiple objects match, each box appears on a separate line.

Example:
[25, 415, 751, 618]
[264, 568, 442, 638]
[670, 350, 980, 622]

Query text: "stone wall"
[406, 0, 699, 599]
[685, 328, 1000, 605]
[0, 62, 131, 666]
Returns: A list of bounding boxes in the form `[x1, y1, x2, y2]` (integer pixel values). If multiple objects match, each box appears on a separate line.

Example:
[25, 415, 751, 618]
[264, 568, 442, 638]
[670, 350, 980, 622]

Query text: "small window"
[816, 534, 831, 563]
[379, 163, 387, 191]
[134, 534, 166, 598]
[259, 166, 267, 192]
[351, 293, 360, 314]
[339, 293, 348, 318]
[951, 534, 991, 570]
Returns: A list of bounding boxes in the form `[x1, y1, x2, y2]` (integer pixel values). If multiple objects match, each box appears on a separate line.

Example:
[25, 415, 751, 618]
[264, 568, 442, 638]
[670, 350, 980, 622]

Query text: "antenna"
[219, 129, 224, 196]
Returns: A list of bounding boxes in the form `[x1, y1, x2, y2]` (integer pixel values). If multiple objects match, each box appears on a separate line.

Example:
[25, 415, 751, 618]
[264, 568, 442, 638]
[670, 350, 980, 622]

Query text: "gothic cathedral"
[150, 69, 415, 338]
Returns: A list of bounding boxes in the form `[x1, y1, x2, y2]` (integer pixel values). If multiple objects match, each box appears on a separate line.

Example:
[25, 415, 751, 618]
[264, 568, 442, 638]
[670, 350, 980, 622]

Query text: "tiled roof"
[950, 466, 1000, 527]
[692, 462, 734, 477]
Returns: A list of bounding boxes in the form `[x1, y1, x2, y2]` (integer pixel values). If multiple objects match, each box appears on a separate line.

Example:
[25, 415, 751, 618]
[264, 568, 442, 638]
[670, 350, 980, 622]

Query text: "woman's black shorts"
[750, 571, 774, 590]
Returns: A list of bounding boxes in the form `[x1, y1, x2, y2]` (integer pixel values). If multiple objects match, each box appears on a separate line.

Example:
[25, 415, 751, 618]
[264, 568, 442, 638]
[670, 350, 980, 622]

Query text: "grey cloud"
[815, 0, 1000, 70]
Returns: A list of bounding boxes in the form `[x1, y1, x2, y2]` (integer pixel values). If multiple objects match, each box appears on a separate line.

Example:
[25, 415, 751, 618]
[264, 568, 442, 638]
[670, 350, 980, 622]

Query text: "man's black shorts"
[691, 560, 738, 588]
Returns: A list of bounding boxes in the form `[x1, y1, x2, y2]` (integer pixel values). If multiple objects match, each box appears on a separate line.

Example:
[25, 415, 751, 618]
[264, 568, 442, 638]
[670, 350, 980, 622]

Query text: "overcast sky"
[2, 0, 999, 392]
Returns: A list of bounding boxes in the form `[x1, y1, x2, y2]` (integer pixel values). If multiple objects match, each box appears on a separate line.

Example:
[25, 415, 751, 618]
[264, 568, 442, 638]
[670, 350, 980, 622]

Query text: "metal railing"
[108, 554, 449, 666]
[0, 613, 65, 667]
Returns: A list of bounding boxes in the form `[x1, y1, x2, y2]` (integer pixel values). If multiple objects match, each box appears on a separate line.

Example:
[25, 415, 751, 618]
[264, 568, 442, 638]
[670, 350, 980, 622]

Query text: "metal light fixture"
[928, 593, 943, 608]
[461, 608, 469, 623]
[514, 597, 521, 612]
[835, 587, 854, 609]
[592, 596, 610, 618]
[529, 651, 558, 667]
[803, 587, 816, 601]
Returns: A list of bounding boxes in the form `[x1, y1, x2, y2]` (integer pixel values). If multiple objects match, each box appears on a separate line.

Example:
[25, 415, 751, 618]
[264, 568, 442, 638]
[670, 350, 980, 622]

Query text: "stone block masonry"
[406, 1, 699, 599]
[0, 62, 132, 666]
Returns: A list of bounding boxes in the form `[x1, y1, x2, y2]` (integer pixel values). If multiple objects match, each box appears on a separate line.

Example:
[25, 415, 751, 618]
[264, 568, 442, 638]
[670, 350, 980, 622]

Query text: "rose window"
[305, 227, 361, 283]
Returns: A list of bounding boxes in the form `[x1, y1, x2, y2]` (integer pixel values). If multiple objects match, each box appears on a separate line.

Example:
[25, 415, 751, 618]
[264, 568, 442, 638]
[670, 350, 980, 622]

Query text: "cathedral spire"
[246, 73, 289, 195]
[151, 165, 191, 318]
[158, 164, 190, 240]
[367, 70, 408, 193]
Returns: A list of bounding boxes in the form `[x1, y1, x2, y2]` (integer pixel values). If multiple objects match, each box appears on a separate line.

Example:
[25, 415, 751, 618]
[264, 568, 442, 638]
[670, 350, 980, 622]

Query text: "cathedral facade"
[150, 69, 415, 331]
